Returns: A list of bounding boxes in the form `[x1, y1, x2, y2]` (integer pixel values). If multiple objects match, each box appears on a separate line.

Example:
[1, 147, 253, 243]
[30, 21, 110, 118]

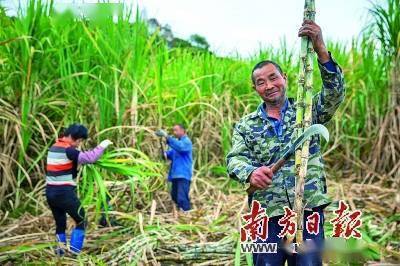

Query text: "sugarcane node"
[303, 12, 315, 19]
[298, 102, 306, 109]
[304, 8, 316, 14]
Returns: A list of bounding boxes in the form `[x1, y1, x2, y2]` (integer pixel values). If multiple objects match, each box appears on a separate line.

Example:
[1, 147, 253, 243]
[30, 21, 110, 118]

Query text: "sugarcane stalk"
[289, 0, 316, 246]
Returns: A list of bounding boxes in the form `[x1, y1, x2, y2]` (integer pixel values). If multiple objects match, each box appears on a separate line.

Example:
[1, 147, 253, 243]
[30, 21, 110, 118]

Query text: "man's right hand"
[249, 166, 273, 189]
[155, 129, 168, 138]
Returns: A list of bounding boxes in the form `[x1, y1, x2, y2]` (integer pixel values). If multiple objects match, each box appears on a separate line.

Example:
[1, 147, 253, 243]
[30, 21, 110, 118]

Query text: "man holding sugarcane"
[156, 124, 193, 213]
[226, 19, 345, 265]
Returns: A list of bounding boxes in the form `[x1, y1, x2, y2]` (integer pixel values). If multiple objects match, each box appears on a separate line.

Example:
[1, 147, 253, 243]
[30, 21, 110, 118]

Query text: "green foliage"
[79, 148, 162, 220]
[368, 0, 400, 60]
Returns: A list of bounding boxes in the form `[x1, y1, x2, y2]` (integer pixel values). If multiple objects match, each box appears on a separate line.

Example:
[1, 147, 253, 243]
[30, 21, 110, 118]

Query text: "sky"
[2, 0, 377, 57]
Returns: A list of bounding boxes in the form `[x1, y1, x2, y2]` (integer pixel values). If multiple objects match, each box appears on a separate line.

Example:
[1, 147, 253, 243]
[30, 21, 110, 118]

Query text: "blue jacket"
[166, 135, 193, 181]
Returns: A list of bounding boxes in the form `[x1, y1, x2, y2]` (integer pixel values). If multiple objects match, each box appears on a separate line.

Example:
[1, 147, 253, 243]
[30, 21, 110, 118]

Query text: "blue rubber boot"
[55, 233, 67, 256]
[69, 228, 85, 255]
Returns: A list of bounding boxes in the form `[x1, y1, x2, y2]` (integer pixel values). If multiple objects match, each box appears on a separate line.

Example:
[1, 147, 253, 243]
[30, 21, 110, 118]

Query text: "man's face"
[173, 125, 185, 138]
[252, 64, 287, 105]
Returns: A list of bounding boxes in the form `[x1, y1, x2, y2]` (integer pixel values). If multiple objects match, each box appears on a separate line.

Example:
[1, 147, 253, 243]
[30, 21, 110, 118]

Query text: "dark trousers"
[252, 207, 325, 266]
[46, 186, 86, 234]
[170, 178, 191, 211]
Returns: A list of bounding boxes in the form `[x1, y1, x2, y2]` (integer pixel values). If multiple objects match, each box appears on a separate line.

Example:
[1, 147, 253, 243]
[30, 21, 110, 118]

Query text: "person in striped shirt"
[45, 123, 112, 255]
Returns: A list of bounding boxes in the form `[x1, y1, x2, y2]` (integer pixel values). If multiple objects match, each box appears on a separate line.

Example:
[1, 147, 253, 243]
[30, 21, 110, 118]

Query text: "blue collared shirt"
[258, 99, 289, 138]
[322, 59, 336, 73]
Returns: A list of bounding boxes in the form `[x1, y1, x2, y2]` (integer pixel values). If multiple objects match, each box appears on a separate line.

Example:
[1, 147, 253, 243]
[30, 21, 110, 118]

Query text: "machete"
[246, 124, 329, 195]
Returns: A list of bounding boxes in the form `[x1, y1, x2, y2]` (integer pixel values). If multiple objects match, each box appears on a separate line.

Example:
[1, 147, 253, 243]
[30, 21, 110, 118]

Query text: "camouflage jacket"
[226, 57, 345, 217]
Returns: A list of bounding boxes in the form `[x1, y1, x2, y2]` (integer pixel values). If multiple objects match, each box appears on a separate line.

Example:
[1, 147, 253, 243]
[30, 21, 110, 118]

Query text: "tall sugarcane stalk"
[289, 0, 316, 246]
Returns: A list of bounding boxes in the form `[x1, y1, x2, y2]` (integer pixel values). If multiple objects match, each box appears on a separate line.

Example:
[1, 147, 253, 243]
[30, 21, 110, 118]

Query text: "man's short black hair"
[175, 124, 186, 131]
[251, 60, 284, 84]
[63, 123, 88, 140]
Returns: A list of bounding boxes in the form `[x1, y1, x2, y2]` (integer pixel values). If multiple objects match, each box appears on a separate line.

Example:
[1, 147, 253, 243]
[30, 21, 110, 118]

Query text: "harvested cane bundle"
[78, 148, 162, 220]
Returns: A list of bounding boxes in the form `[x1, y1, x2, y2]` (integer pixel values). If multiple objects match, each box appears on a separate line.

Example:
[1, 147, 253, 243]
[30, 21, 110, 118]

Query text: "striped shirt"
[46, 139, 79, 186]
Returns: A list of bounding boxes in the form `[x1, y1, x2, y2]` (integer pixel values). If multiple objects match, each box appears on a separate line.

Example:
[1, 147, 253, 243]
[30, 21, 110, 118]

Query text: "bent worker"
[45, 123, 113, 255]
[156, 124, 193, 212]
[226, 20, 345, 266]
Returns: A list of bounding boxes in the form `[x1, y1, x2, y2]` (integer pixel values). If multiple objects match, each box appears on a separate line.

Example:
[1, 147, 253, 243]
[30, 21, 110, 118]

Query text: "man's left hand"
[298, 19, 330, 63]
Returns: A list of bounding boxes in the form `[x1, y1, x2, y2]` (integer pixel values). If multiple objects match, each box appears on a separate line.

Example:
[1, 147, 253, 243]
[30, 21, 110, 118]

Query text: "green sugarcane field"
[0, 0, 399, 265]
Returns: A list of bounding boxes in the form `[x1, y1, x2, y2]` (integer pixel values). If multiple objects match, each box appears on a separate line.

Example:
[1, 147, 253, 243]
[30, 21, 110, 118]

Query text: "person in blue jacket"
[156, 124, 193, 212]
